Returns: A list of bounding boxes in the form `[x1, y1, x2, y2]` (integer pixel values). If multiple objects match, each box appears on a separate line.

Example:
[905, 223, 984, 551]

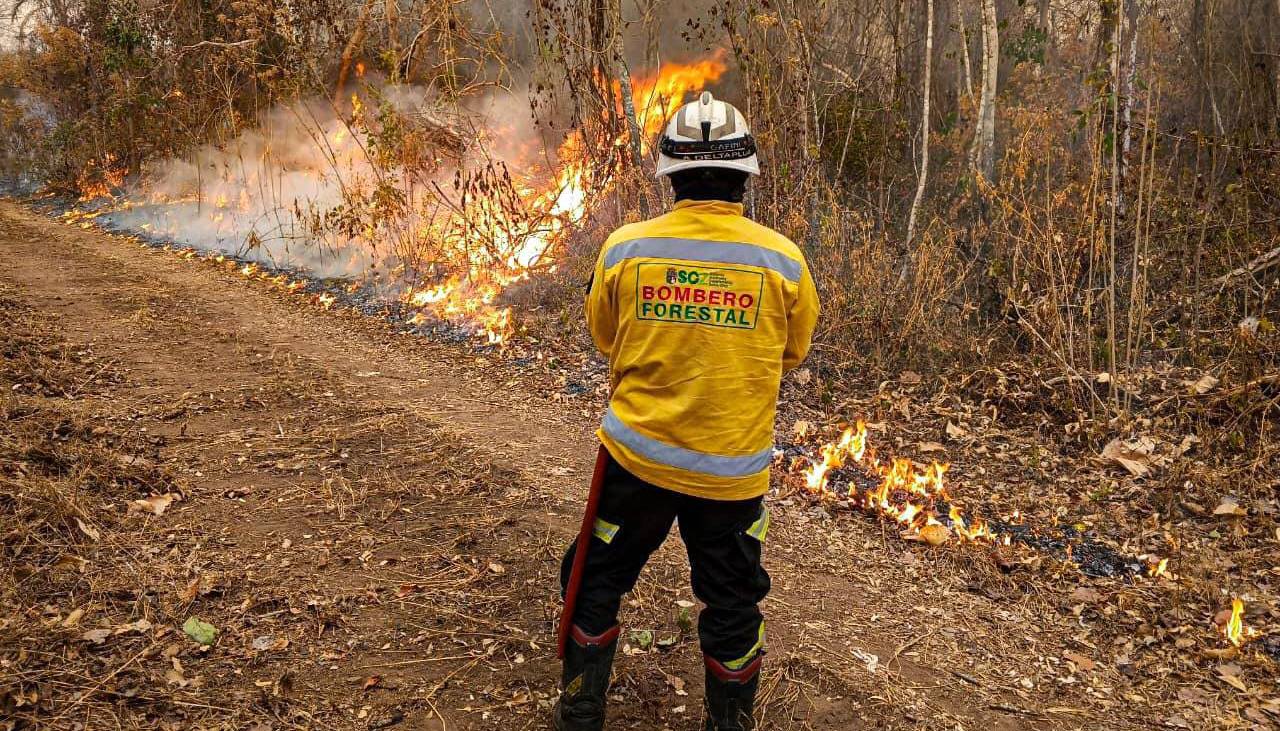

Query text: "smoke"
[90, 0, 732, 283]
[0, 89, 53, 195]
[102, 97, 378, 278]
[73, 17, 731, 342]
[99, 82, 546, 281]
[108, 171, 361, 277]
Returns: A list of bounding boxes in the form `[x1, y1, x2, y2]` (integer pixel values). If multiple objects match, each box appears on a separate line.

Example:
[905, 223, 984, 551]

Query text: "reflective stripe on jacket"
[587, 199, 820, 500]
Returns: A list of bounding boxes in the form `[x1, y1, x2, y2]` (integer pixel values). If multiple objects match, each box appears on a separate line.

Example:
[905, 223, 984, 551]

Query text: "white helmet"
[655, 91, 759, 178]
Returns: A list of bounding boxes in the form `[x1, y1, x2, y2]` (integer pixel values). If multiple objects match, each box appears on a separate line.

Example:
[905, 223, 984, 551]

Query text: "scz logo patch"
[635, 263, 763, 330]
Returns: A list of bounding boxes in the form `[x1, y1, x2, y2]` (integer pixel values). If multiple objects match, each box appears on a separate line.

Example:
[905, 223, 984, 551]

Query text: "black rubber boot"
[703, 654, 761, 731]
[553, 624, 620, 731]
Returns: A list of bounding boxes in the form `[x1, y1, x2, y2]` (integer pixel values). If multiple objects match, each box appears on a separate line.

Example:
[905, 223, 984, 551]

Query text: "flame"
[628, 50, 729, 141]
[798, 425, 1184, 571]
[1223, 598, 1258, 647]
[804, 422, 866, 491]
[1225, 599, 1245, 645]
[797, 421, 991, 543]
[398, 54, 728, 344]
[77, 155, 126, 201]
[71, 54, 729, 346]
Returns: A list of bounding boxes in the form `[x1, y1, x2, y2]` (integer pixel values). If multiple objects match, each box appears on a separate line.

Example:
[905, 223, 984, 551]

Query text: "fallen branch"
[179, 39, 257, 51]
[1218, 372, 1280, 397]
[1212, 244, 1280, 290]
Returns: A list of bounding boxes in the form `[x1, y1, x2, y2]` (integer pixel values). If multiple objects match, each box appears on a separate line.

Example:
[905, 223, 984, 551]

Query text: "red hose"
[558, 445, 609, 658]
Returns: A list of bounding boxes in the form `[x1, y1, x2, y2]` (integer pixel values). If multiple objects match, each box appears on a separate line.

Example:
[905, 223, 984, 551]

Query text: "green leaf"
[182, 617, 218, 646]
[676, 605, 695, 633]
[629, 629, 654, 650]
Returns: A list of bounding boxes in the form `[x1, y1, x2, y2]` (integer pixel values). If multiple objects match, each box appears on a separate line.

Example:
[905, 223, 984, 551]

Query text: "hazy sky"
[0, 1, 33, 50]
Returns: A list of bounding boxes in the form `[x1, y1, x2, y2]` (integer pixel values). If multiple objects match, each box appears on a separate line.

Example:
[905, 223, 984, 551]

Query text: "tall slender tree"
[1119, 0, 1140, 185]
[957, 0, 974, 99]
[907, 0, 934, 245]
[969, 0, 998, 183]
[611, 0, 648, 216]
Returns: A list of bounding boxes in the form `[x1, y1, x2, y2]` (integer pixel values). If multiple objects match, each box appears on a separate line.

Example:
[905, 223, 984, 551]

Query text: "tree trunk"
[607, 0, 649, 216]
[613, 45, 643, 154]
[781, 0, 823, 252]
[615, 59, 644, 171]
[1191, 0, 1226, 135]
[333, 0, 377, 106]
[385, 0, 399, 82]
[958, 0, 973, 99]
[1275, 0, 1280, 137]
[907, 0, 934, 246]
[969, 0, 997, 183]
[1038, 0, 1055, 71]
[615, 56, 649, 216]
[1119, 0, 1139, 191]
[1105, 0, 1121, 385]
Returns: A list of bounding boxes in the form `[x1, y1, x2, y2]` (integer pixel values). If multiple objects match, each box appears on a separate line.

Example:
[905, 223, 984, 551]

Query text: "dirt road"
[0, 200, 1172, 729]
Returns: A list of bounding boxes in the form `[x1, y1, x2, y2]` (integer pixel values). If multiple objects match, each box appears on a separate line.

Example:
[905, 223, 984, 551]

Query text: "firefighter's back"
[586, 198, 819, 501]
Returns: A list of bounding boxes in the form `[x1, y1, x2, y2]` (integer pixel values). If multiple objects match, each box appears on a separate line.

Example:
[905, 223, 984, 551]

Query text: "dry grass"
[0, 287, 190, 726]
[0, 277, 563, 729]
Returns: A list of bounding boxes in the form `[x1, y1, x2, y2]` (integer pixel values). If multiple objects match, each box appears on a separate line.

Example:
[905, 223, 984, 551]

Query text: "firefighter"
[555, 91, 819, 731]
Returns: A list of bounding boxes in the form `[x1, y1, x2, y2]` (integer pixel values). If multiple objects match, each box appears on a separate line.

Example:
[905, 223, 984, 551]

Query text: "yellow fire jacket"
[587, 199, 820, 500]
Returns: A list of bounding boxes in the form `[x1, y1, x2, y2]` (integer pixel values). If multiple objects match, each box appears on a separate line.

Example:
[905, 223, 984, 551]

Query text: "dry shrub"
[809, 202, 969, 372]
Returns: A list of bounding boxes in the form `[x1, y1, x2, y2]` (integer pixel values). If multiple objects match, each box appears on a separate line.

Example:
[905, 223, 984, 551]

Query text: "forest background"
[1, 0, 1278, 534]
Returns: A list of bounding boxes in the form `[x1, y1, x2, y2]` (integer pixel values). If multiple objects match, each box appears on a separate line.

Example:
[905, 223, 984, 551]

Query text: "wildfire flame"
[77, 154, 126, 201]
[1223, 598, 1258, 647]
[796, 421, 993, 543]
[1147, 556, 1168, 577]
[398, 52, 728, 343]
[76, 54, 730, 345]
[796, 423, 1182, 573]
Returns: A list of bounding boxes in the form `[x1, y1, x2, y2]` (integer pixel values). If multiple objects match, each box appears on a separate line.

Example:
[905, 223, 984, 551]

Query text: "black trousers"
[560, 451, 771, 666]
